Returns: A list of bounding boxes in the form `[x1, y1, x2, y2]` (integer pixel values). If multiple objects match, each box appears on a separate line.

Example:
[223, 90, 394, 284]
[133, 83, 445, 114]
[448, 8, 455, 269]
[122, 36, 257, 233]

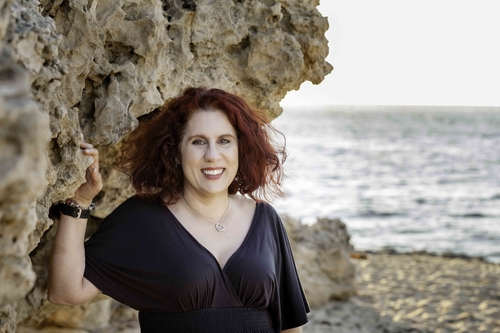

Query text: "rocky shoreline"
[304, 251, 500, 333]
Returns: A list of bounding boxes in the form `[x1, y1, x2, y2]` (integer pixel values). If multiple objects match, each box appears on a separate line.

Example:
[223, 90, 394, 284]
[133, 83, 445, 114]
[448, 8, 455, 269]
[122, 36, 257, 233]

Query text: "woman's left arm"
[282, 327, 302, 333]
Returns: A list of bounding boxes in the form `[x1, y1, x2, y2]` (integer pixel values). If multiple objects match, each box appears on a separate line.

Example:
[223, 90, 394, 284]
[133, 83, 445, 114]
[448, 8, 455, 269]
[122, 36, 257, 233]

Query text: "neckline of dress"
[163, 201, 262, 271]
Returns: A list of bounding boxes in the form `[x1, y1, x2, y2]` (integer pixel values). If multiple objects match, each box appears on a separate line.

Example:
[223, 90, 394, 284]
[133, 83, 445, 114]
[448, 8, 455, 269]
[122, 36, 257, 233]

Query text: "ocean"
[271, 105, 500, 263]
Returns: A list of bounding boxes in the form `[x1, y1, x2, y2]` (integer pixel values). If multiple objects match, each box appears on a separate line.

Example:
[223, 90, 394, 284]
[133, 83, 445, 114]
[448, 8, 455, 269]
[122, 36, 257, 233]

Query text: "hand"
[73, 139, 103, 206]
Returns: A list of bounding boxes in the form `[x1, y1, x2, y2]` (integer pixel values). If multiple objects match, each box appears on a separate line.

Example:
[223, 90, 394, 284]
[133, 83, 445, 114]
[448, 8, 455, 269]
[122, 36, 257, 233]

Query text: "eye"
[192, 139, 206, 145]
[218, 138, 231, 145]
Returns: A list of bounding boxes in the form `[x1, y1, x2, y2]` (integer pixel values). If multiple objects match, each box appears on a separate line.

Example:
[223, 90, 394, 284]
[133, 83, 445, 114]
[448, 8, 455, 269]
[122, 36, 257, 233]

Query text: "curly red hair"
[118, 87, 287, 205]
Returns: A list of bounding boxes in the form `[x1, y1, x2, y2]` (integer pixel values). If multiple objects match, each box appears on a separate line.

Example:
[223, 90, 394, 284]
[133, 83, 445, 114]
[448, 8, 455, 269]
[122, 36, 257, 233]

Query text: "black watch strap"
[59, 202, 95, 219]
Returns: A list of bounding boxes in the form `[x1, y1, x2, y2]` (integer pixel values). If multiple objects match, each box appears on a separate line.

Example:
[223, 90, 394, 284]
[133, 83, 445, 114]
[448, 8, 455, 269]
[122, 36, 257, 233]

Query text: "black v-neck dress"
[84, 196, 309, 332]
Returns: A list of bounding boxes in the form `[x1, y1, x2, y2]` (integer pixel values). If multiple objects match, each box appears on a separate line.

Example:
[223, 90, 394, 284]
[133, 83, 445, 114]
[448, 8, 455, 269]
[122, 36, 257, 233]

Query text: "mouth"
[202, 168, 224, 176]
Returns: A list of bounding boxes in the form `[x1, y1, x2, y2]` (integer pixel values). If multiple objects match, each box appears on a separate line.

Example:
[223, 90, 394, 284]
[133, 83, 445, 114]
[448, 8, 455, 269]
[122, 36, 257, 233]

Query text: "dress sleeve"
[270, 205, 310, 330]
[84, 196, 163, 310]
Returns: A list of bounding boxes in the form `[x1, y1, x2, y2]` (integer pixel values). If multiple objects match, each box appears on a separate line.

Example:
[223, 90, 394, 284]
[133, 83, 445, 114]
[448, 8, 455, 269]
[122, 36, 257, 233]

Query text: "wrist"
[71, 196, 93, 207]
[59, 198, 96, 219]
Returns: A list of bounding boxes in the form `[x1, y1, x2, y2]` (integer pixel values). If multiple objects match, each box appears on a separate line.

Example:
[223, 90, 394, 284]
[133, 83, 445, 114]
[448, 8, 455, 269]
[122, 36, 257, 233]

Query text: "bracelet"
[59, 198, 96, 219]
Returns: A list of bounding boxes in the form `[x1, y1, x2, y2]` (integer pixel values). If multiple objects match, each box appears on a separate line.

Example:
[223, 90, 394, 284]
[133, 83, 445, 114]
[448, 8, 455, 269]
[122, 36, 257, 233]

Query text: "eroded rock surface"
[0, 0, 333, 331]
[284, 217, 357, 309]
[0, 3, 51, 331]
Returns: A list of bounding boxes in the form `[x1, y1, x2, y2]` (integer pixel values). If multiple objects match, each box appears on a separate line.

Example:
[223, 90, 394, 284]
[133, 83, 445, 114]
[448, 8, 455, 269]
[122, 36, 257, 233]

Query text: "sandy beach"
[304, 251, 500, 333]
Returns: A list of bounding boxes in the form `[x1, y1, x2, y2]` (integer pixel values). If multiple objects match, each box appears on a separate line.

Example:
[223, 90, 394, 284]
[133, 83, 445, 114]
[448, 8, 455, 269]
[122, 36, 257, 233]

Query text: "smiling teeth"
[203, 169, 223, 176]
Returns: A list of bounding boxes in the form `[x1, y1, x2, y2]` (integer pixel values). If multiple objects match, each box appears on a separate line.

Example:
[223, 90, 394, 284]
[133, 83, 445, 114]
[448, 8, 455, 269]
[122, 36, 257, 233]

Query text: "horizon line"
[280, 104, 500, 109]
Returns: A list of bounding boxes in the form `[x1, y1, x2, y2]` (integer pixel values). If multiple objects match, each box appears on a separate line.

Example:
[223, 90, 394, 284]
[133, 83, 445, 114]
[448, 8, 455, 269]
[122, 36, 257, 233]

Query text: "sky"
[281, 0, 500, 107]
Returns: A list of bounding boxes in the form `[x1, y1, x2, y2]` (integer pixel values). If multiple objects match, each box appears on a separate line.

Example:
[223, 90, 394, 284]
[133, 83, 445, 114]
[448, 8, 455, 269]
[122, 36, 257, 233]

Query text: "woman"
[48, 87, 309, 332]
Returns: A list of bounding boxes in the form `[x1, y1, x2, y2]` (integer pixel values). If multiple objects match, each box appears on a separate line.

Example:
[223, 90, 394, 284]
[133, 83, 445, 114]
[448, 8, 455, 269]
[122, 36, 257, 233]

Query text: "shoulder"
[86, 196, 167, 246]
[233, 195, 279, 219]
[256, 200, 279, 219]
[233, 195, 257, 217]
[253, 200, 285, 235]
[113, 195, 161, 213]
[102, 195, 165, 226]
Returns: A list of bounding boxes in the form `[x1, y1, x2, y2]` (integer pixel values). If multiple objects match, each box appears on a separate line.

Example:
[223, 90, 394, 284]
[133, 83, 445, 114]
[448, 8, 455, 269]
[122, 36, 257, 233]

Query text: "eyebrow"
[186, 133, 237, 141]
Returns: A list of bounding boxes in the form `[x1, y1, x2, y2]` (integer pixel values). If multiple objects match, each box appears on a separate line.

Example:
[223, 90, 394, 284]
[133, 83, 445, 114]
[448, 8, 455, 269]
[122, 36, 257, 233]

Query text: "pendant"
[215, 222, 225, 232]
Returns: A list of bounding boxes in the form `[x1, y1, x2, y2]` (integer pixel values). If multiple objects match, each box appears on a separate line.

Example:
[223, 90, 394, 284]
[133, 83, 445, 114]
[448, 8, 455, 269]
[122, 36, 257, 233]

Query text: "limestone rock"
[0, 304, 16, 333]
[42, 297, 113, 330]
[284, 217, 357, 309]
[0, 35, 49, 317]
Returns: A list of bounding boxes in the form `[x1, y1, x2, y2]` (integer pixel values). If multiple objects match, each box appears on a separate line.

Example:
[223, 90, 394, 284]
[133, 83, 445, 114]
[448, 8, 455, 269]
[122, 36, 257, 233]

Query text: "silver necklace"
[182, 196, 230, 232]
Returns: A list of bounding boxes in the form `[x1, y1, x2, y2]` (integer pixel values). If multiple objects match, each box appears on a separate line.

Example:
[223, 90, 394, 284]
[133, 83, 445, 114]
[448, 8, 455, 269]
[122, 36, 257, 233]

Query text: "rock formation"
[0, 0, 334, 331]
[284, 217, 357, 309]
[0, 1, 51, 331]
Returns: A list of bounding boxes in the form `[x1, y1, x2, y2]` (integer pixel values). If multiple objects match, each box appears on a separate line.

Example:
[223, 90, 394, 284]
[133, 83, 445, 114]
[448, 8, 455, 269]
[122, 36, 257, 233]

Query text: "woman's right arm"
[47, 141, 103, 305]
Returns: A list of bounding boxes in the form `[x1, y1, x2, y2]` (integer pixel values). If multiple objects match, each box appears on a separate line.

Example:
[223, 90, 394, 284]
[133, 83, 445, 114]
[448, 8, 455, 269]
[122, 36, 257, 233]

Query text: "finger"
[90, 164, 102, 183]
[87, 168, 103, 190]
[80, 142, 94, 149]
[91, 149, 99, 171]
[83, 148, 99, 170]
[85, 166, 94, 181]
[91, 168, 103, 185]
[86, 166, 102, 184]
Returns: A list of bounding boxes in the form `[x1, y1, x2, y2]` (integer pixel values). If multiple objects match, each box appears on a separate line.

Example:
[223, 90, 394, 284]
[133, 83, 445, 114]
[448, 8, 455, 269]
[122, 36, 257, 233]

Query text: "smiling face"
[179, 110, 239, 199]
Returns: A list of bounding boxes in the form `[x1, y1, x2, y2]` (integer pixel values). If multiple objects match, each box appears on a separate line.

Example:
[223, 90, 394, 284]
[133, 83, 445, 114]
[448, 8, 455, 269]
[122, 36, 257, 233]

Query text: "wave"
[437, 177, 481, 185]
[396, 229, 431, 234]
[491, 194, 500, 200]
[450, 213, 489, 218]
[471, 233, 500, 241]
[359, 210, 405, 218]
[363, 248, 489, 261]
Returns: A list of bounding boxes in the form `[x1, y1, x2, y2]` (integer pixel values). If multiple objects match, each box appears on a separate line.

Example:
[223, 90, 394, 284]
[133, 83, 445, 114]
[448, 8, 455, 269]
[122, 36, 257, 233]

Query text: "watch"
[59, 199, 96, 219]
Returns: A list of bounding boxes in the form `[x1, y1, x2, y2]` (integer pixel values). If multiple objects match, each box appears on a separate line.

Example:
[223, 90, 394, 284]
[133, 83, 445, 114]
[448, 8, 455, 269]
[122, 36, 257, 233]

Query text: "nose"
[204, 143, 221, 162]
